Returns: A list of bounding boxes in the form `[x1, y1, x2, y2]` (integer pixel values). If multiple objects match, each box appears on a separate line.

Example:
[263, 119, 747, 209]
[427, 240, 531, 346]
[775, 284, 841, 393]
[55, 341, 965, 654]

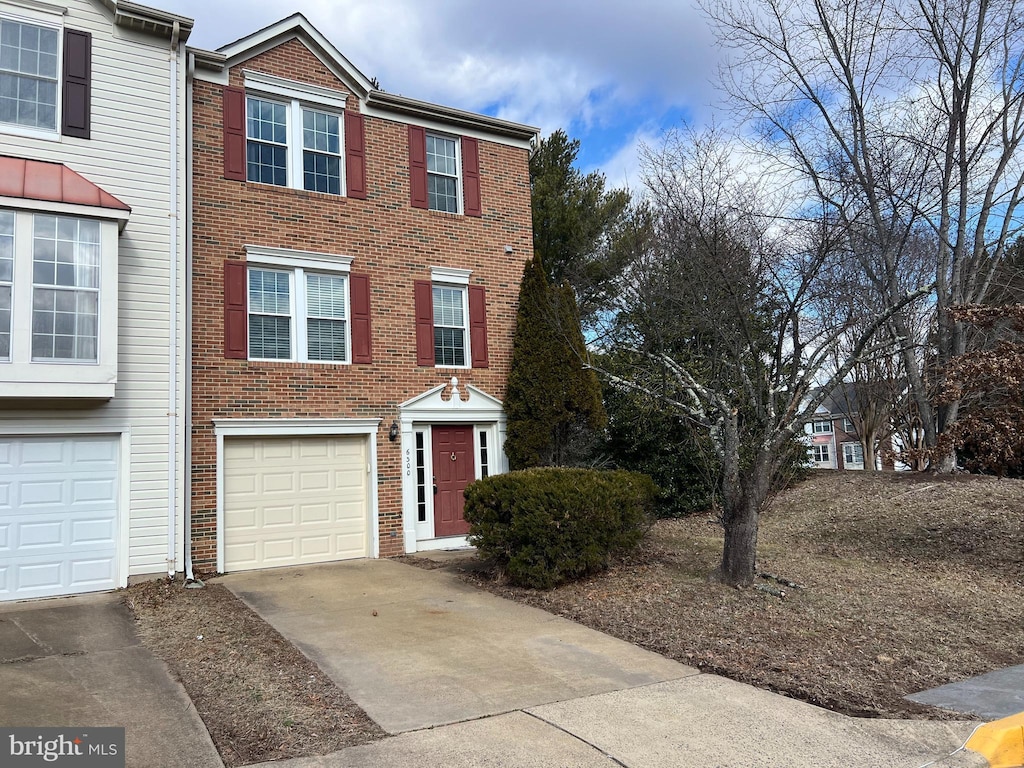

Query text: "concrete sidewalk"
[0, 592, 222, 768]
[225, 560, 977, 768]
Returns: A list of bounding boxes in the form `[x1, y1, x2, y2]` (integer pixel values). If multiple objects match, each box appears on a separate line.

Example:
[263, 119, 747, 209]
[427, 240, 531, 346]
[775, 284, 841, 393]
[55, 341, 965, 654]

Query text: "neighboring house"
[186, 16, 537, 574]
[805, 383, 891, 471]
[0, 0, 191, 599]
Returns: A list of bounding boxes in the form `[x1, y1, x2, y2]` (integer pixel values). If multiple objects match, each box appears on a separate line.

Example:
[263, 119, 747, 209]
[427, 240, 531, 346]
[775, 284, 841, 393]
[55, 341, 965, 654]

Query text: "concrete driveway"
[224, 560, 976, 768]
[221, 559, 691, 733]
[0, 592, 222, 768]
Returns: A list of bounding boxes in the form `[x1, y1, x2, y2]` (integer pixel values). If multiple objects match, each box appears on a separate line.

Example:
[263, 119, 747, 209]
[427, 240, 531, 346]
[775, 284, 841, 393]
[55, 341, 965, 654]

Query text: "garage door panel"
[225, 506, 258, 529]
[261, 472, 295, 494]
[69, 557, 116, 587]
[263, 504, 298, 527]
[299, 503, 330, 524]
[223, 436, 369, 572]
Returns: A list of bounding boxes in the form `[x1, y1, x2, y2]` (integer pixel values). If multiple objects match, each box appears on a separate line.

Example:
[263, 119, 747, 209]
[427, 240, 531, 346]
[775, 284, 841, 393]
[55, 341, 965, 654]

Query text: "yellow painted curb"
[966, 712, 1024, 768]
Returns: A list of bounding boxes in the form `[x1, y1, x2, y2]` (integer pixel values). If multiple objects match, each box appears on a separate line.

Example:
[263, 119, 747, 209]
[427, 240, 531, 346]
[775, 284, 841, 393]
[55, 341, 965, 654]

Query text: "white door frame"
[213, 418, 381, 572]
[398, 379, 506, 553]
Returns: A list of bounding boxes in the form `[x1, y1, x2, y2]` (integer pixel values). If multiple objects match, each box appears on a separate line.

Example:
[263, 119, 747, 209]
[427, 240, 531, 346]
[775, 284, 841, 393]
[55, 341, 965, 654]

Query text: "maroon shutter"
[345, 112, 367, 199]
[61, 29, 91, 139]
[462, 137, 482, 217]
[414, 280, 435, 365]
[223, 86, 246, 181]
[350, 273, 372, 363]
[408, 125, 428, 209]
[224, 261, 248, 359]
[468, 285, 489, 368]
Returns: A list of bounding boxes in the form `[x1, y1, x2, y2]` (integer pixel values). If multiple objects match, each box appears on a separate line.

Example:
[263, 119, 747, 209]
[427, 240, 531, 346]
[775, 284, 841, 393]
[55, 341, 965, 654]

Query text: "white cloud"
[169, 0, 721, 181]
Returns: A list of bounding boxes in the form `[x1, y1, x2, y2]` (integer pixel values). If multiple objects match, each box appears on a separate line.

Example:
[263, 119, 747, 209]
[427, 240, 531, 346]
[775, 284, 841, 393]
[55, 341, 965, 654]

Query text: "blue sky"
[162, 0, 721, 190]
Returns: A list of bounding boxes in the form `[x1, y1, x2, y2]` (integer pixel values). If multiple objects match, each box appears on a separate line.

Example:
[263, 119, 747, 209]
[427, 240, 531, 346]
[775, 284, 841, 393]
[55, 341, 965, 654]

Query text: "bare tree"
[592, 127, 931, 586]
[705, 0, 1024, 470]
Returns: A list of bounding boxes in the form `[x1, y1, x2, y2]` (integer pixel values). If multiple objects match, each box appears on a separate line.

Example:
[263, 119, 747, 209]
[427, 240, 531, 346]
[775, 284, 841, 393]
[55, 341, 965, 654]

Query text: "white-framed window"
[479, 429, 490, 479]
[843, 442, 864, 468]
[31, 213, 99, 361]
[426, 133, 460, 213]
[432, 284, 467, 367]
[415, 430, 427, 523]
[811, 444, 830, 464]
[812, 419, 833, 434]
[842, 417, 856, 433]
[0, 210, 12, 359]
[0, 14, 60, 135]
[247, 265, 350, 363]
[0, 206, 119, 397]
[245, 96, 343, 194]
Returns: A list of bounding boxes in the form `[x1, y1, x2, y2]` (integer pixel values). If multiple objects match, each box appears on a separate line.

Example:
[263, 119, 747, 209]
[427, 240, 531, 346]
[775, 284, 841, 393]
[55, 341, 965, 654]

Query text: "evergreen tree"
[504, 257, 606, 469]
[530, 130, 630, 321]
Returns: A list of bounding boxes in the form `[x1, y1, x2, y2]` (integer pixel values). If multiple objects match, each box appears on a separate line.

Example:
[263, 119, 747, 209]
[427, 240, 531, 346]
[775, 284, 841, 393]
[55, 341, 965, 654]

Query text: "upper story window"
[812, 419, 832, 434]
[432, 283, 467, 366]
[246, 96, 343, 194]
[223, 73, 366, 199]
[248, 266, 349, 363]
[0, 210, 13, 358]
[426, 134, 459, 213]
[223, 245, 373, 364]
[408, 126, 482, 217]
[0, 17, 59, 132]
[31, 214, 99, 361]
[842, 417, 855, 433]
[0, 9, 92, 141]
[414, 267, 489, 369]
[0, 204, 122, 398]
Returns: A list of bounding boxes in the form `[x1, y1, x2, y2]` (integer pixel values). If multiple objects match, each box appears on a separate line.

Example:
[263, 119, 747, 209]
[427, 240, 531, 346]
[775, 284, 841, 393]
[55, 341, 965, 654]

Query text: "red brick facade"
[190, 32, 534, 570]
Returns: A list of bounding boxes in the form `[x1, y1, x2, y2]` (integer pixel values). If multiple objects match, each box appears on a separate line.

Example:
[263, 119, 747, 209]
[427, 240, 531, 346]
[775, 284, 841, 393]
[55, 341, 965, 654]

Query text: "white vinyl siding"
[0, 0, 187, 581]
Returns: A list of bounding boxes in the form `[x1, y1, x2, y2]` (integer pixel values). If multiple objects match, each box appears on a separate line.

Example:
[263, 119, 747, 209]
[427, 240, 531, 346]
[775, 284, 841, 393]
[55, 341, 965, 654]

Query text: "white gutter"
[166, 20, 180, 578]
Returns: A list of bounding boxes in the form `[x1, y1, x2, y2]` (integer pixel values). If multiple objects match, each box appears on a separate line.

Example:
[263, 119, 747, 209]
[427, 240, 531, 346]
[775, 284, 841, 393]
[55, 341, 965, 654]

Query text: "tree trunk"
[719, 494, 760, 586]
[718, 448, 772, 587]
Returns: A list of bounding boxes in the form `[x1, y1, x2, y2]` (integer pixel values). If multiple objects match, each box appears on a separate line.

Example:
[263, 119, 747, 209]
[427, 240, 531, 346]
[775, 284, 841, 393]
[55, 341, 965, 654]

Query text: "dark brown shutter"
[414, 280, 435, 365]
[345, 112, 367, 199]
[350, 273, 372, 363]
[223, 86, 246, 181]
[61, 29, 91, 139]
[468, 285, 489, 368]
[224, 260, 248, 359]
[408, 125, 428, 209]
[462, 137, 482, 217]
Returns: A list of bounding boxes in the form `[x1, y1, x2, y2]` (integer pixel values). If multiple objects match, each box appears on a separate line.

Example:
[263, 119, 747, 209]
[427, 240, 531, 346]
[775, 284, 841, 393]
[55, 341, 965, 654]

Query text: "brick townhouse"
[186, 15, 538, 573]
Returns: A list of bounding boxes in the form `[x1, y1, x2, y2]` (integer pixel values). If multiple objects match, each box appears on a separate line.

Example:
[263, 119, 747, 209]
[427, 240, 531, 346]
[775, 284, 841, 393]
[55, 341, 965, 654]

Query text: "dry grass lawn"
[456, 471, 1024, 719]
[124, 581, 385, 766]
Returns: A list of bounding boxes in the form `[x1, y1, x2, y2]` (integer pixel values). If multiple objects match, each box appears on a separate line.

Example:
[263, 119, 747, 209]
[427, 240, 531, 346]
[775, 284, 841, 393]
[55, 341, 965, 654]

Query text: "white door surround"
[398, 378, 507, 553]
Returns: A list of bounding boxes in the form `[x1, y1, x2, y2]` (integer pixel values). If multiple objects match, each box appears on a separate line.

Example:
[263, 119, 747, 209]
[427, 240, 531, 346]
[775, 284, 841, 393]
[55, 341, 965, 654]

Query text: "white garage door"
[0, 435, 120, 601]
[223, 436, 369, 572]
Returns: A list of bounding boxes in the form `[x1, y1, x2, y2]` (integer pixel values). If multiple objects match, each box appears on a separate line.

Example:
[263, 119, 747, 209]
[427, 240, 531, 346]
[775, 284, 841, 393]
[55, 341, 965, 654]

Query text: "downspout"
[184, 49, 199, 585]
[166, 20, 180, 579]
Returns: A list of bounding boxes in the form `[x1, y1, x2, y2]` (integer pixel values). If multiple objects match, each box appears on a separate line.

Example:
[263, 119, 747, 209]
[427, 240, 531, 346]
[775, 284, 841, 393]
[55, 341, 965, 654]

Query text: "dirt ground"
[124, 580, 385, 767]
[446, 471, 1024, 719]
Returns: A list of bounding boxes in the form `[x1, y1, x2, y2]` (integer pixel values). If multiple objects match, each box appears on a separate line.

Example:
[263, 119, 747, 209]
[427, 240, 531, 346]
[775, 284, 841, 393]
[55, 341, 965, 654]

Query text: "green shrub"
[464, 468, 657, 589]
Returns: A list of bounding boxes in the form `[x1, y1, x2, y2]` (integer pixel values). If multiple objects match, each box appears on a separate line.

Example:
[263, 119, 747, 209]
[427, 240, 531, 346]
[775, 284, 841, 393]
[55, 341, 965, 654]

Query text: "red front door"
[432, 425, 475, 537]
